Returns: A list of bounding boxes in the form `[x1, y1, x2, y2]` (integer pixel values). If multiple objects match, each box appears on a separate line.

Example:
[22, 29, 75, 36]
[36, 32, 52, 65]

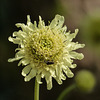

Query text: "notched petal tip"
[50, 14, 64, 29]
[38, 16, 45, 28]
[8, 36, 21, 44]
[36, 75, 42, 84]
[8, 58, 17, 62]
[12, 32, 17, 37]
[27, 15, 31, 22]
[81, 44, 85, 48]
[55, 14, 64, 21]
[24, 77, 30, 82]
[39, 16, 42, 21]
[47, 82, 52, 90]
[21, 65, 31, 76]
[8, 56, 23, 63]
[8, 58, 13, 62]
[70, 64, 77, 69]
[67, 72, 74, 78]
[66, 29, 79, 41]
[47, 86, 52, 90]
[70, 52, 84, 60]
[79, 53, 84, 60]
[21, 71, 26, 76]
[63, 66, 74, 78]
[8, 36, 13, 42]
[15, 23, 23, 28]
[75, 29, 79, 33]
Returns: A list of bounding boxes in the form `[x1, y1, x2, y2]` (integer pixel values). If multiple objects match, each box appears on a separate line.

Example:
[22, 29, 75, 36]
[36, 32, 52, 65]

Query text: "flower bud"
[75, 70, 96, 93]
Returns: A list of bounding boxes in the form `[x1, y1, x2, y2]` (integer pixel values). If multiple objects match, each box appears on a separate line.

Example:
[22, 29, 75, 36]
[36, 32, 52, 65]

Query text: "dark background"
[0, 0, 100, 100]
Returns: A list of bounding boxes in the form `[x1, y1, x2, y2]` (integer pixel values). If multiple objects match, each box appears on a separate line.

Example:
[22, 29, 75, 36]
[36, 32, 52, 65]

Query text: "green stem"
[34, 78, 39, 100]
[57, 84, 76, 100]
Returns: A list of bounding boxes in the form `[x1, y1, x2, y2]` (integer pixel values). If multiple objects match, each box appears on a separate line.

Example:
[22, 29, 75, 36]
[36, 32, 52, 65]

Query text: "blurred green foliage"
[80, 13, 100, 56]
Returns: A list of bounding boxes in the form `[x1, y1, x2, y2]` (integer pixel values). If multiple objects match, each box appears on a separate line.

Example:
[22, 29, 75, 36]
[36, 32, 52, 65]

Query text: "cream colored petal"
[55, 66, 63, 84]
[20, 43, 25, 48]
[69, 51, 84, 60]
[65, 42, 85, 51]
[18, 58, 30, 66]
[45, 75, 52, 90]
[41, 70, 53, 89]
[66, 29, 78, 41]
[37, 67, 43, 75]
[38, 16, 45, 28]
[33, 21, 37, 29]
[63, 66, 74, 78]
[41, 70, 45, 78]
[24, 68, 37, 81]
[18, 60, 23, 66]
[42, 71, 50, 83]
[63, 59, 77, 69]
[16, 23, 33, 33]
[12, 31, 18, 37]
[27, 15, 35, 29]
[56, 65, 61, 77]
[54, 76, 63, 85]
[49, 67, 56, 77]
[69, 64, 77, 68]
[15, 48, 22, 52]
[21, 58, 30, 65]
[64, 31, 70, 38]
[13, 31, 27, 38]
[27, 15, 31, 23]
[61, 73, 66, 80]
[36, 75, 42, 84]
[71, 42, 85, 50]
[61, 25, 67, 33]
[47, 81, 52, 90]
[50, 14, 64, 29]
[63, 56, 73, 64]
[8, 57, 22, 62]
[63, 57, 76, 69]
[15, 50, 25, 58]
[30, 63, 36, 68]
[21, 65, 31, 76]
[17, 31, 27, 39]
[8, 36, 20, 44]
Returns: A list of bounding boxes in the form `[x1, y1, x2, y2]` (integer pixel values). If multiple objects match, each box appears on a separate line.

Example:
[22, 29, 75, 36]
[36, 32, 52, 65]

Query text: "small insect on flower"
[44, 60, 54, 65]
[8, 14, 85, 90]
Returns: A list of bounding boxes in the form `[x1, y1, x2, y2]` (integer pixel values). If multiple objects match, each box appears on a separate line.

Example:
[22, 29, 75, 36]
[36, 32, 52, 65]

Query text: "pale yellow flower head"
[8, 15, 85, 90]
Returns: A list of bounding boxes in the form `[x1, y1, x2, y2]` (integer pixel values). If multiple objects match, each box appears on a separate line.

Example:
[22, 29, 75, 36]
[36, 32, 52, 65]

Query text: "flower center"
[40, 39, 52, 48]
[25, 28, 65, 65]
